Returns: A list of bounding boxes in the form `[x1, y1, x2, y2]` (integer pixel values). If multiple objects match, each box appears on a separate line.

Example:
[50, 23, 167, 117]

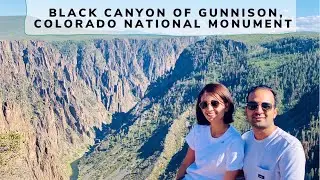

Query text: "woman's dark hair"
[196, 83, 234, 125]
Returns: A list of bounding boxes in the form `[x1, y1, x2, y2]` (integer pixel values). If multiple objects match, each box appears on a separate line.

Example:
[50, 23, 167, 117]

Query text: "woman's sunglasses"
[246, 102, 273, 111]
[199, 100, 220, 109]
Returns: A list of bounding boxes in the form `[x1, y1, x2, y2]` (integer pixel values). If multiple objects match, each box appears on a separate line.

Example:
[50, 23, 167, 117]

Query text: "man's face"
[245, 88, 277, 130]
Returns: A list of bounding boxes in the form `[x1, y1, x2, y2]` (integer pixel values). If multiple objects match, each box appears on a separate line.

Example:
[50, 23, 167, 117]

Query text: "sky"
[0, 0, 318, 17]
[0, 0, 319, 32]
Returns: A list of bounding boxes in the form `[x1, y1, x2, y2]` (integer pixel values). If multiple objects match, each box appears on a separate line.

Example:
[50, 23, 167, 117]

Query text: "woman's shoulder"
[228, 125, 242, 138]
[189, 124, 210, 135]
[227, 126, 244, 143]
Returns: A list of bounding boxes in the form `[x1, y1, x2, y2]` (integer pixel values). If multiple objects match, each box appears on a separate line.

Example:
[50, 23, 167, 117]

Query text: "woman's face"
[199, 91, 228, 124]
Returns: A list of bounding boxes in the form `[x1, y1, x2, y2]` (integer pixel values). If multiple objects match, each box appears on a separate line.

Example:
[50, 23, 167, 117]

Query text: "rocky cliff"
[77, 35, 319, 180]
[1, 34, 318, 180]
[0, 37, 197, 179]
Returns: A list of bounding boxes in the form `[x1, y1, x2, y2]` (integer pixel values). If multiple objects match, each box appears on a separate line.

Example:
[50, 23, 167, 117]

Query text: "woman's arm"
[176, 147, 195, 180]
[224, 137, 245, 180]
[223, 170, 240, 180]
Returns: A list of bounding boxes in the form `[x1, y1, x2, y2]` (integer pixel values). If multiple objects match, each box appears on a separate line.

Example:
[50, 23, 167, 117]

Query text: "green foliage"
[248, 53, 300, 71]
[0, 132, 22, 165]
[51, 41, 78, 57]
[298, 117, 319, 180]
[233, 107, 251, 133]
[78, 34, 319, 179]
[224, 32, 319, 46]
[52, 40, 93, 57]
[261, 37, 319, 54]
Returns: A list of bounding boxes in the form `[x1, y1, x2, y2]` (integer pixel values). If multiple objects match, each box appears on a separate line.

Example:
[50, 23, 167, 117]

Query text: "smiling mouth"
[253, 117, 265, 121]
[206, 113, 215, 117]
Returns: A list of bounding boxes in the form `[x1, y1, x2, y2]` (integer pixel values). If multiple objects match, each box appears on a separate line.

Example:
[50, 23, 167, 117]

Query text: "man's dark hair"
[196, 83, 235, 125]
[246, 85, 277, 107]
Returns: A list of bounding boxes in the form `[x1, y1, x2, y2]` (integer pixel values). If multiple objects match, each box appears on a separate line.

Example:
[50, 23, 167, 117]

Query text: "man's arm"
[176, 147, 195, 180]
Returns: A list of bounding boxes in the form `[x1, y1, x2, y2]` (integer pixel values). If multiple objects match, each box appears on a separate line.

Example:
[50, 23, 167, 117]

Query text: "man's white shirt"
[242, 127, 306, 180]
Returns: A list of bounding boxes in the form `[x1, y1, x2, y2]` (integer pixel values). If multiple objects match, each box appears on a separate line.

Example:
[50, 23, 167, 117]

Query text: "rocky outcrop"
[77, 36, 320, 180]
[0, 37, 196, 179]
[75, 38, 197, 112]
[0, 40, 110, 180]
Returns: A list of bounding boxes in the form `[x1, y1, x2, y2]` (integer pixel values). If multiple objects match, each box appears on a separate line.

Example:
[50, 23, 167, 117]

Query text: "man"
[242, 85, 306, 180]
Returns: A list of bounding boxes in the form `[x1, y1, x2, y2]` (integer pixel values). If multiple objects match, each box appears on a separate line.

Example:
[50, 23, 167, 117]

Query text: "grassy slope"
[224, 32, 319, 45]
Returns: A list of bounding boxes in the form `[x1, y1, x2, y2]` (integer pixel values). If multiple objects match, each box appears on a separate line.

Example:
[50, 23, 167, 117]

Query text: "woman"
[176, 83, 244, 180]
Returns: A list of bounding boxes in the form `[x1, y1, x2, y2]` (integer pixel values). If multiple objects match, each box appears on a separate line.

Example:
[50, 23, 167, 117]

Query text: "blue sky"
[1, 0, 319, 33]
[296, 0, 319, 17]
[0, 0, 318, 17]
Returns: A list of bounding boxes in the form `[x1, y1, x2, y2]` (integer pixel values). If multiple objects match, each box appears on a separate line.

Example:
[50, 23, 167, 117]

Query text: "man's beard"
[251, 122, 268, 129]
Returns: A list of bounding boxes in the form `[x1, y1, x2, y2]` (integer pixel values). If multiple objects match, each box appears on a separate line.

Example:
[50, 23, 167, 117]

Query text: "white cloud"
[296, 16, 320, 32]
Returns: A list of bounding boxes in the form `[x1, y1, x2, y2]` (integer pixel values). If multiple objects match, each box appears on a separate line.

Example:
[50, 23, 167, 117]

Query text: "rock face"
[0, 38, 196, 179]
[77, 36, 319, 180]
[76, 37, 249, 180]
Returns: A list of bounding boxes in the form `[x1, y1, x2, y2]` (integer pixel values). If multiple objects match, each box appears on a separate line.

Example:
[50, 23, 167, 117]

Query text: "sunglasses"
[199, 100, 220, 109]
[246, 102, 273, 111]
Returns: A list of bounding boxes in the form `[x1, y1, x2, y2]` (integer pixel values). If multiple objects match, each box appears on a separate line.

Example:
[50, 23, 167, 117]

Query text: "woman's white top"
[184, 124, 244, 180]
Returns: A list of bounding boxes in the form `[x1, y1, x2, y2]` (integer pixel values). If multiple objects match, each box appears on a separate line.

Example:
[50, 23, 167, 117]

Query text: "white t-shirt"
[242, 127, 306, 180]
[184, 125, 244, 180]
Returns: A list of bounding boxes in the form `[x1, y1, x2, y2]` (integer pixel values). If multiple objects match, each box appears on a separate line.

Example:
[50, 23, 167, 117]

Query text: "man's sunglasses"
[199, 100, 220, 109]
[246, 102, 273, 111]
